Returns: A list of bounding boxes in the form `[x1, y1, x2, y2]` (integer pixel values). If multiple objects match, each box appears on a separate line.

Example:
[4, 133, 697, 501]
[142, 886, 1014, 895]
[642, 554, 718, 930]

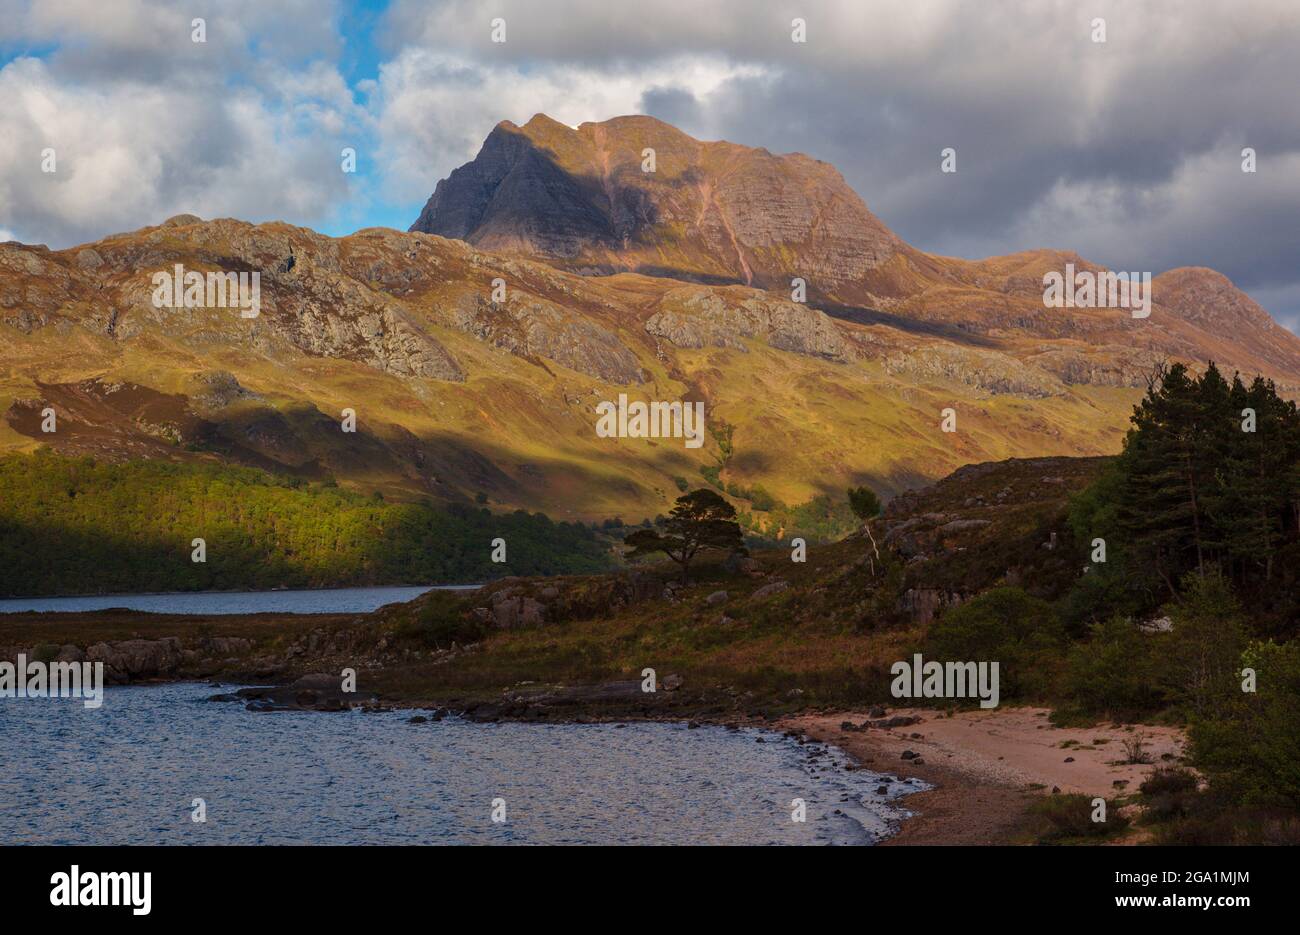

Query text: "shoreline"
[0, 583, 481, 607]
[13, 662, 1189, 846]
[2, 597, 1190, 847]
[72, 680, 946, 846]
[784, 708, 1187, 845]
[785, 712, 1037, 844]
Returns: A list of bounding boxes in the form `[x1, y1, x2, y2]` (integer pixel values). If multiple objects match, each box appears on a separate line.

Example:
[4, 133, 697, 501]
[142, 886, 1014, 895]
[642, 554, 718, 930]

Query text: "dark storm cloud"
[639, 86, 705, 131]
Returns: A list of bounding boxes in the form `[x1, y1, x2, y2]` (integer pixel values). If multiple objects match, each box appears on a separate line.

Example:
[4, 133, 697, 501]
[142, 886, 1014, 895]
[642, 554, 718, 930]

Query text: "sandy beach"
[785, 707, 1187, 845]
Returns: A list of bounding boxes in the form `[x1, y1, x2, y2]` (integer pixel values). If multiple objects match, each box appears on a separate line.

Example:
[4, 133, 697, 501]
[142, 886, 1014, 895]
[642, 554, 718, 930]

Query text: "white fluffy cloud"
[0, 55, 361, 246]
[0, 0, 359, 246]
[369, 49, 766, 205]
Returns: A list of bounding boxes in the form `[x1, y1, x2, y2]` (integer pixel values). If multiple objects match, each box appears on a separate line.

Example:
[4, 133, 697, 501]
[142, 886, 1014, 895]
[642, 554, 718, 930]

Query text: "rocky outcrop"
[86, 638, 184, 682]
[283, 298, 464, 381]
[449, 292, 642, 383]
[750, 580, 790, 601]
[645, 288, 856, 362]
[486, 589, 548, 629]
[231, 673, 379, 712]
[186, 370, 257, 408]
[458, 569, 681, 632]
[1027, 347, 1165, 389]
[896, 588, 963, 626]
[875, 456, 1114, 611]
[883, 345, 1063, 397]
[3, 219, 467, 382]
[1, 634, 263, 685]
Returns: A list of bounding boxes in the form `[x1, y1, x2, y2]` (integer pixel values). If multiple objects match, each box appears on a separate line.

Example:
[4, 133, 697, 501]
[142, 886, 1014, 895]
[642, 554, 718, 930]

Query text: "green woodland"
[1067, 361, 1300, 629]
[0, 453, 613, 596]
[922, 363, 1300, 841]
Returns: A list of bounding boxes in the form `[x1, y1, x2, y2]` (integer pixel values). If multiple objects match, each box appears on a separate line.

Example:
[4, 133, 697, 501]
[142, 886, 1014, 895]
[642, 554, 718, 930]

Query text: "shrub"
[1140, 768, 1198, 823]
[1029, 794, 1129, 842]
[1152, 803, 1300, 845]
[1140, 766, 1198, 798]
[1121, 731, 1154, 764]
[1157, 574, 1247, 720]
[1056, 563, 1148, 637]
[392, 591, 485, 649]
[1063, 616, 1164, 717]
[1188, 638, 1300, 808]
[747, 485, 778, 512]
[927, 587, 1066, 699]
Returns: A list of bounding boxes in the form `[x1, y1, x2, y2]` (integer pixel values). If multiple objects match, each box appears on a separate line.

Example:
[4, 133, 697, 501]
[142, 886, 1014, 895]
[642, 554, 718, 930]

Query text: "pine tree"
[1119, 363, 1208, 594]
[622, 489, 746, 582]
[1111, 361, 1300, 615]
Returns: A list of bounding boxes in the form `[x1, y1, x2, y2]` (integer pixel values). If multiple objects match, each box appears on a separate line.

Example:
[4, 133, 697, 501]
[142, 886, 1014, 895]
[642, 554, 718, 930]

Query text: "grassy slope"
[1, 224, 1138, 529]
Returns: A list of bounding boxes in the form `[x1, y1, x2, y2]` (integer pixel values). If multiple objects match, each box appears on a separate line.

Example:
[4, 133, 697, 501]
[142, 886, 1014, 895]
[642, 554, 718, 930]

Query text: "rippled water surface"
[0, 585, 476, 615]
[1, 683, 922, 845]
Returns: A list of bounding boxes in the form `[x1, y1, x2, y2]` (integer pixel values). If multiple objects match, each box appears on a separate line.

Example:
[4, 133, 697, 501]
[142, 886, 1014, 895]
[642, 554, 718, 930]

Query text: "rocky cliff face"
[644, 287, 856, 363]
[411, 117, 618, 258]
[410, 114, 902, 298]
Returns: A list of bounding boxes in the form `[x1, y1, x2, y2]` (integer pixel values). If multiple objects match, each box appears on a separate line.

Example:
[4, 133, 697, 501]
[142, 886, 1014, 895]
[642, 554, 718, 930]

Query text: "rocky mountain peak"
[409, 113, 902, 297]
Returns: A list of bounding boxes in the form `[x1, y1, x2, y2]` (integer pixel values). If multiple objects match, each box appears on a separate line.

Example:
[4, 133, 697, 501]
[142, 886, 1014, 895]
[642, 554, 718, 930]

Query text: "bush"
[1152, 802, 1300, 845]
[747, 485, 778, 512]
[1140, 766, 1198, 798]
[1056, 563, 1148, 637]
[1029, 794, 1130, 842]
[1063, 616, 1164, 717]
[1157, 574, 1248, 719]
[391, 591, 485, 649]
[1188, 638, 1300, 808]
[927, 587, 1066, 699]
[1139, 768, 1199, 823]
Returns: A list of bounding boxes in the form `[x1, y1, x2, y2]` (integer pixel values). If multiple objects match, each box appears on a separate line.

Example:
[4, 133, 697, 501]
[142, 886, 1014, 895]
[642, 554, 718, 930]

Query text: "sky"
[2, 0, 1298, 332]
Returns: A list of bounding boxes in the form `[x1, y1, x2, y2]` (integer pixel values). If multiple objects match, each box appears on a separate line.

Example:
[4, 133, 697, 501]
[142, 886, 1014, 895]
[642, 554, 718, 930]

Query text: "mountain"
[4, 115, 1300, 529]
[412, 115, 1300, 384]
[410, 114, 902, 300]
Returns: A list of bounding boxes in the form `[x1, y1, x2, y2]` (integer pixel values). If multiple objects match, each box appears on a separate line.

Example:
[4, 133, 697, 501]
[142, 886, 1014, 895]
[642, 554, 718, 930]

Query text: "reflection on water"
[0, 585, 476, 615]
[1, 683, 923, 845]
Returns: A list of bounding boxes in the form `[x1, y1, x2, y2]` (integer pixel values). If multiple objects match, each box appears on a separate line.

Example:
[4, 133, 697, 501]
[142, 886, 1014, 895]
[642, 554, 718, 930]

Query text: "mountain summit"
[410, 114, 902, 299]
[412, 114, 1300, 382]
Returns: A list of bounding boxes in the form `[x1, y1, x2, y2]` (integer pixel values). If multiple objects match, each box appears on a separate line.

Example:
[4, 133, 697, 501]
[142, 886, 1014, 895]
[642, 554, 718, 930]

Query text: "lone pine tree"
[622, 488, 746, 583]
